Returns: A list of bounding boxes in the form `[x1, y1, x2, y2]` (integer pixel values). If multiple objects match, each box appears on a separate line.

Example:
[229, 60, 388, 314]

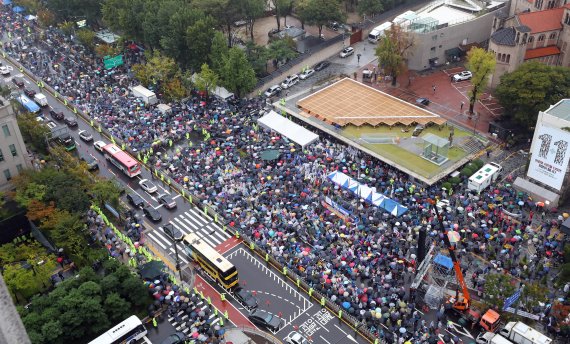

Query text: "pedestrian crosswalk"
[146, 207, 232, 259]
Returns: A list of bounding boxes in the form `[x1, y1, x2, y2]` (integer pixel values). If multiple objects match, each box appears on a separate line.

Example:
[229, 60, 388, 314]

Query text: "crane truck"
[430, 200, 502, 333]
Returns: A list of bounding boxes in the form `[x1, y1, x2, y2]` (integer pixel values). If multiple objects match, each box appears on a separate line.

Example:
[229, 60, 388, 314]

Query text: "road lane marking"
[320, 336, 332, 344]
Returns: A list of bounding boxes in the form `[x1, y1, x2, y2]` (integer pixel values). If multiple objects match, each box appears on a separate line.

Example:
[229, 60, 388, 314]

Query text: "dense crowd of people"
[1, 7, 568, 343]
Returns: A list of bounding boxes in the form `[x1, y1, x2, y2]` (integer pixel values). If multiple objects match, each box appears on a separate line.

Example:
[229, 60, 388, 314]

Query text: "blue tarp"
[2, 0, 12, 5]
[433, 254, 453, 270]
[12, 5, 24, 13]
[327, 171, 408, 217]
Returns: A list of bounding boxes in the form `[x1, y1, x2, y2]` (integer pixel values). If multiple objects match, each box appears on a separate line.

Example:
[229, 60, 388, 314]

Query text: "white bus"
[88, 315, 148, 344]
[368, 22, 392, 43]
[467, 162, 503, 193]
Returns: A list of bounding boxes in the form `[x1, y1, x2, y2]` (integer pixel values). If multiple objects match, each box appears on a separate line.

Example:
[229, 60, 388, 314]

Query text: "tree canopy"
[220, 47, 257, 97]
[297, 0, 346, 37]
[465, 47, 495, 115]
[495, 61, 570, 127]
[20, 260, 151, 344]
[375, 23, 414, 86]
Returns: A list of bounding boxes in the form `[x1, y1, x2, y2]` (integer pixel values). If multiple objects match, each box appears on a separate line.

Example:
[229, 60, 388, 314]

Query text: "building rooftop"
[545, 99, 570, 121]
[524, 45, 561, 60]
[517, 7, 564, 33]
[297, 78, 446, 127]
[491, 27, 516, 46]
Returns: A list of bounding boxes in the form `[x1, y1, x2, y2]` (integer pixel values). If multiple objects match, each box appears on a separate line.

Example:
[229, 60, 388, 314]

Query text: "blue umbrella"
[342, 301, 351, 309]
[13, 5, 24, 13]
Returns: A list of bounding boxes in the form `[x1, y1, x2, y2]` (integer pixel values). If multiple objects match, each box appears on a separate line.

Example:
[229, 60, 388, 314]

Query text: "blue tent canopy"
[2, 0, 12, 5]
[433, 254, 453, 270]
[327, 171, 408, 217]
[13, 5, 24, 13]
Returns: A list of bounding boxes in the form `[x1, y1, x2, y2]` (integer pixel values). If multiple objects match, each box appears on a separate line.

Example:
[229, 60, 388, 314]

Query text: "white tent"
[257, 110, 319, 148]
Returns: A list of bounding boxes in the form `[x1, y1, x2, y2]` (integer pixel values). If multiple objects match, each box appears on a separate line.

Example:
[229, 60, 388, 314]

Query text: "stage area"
[297, 78, 447, 127]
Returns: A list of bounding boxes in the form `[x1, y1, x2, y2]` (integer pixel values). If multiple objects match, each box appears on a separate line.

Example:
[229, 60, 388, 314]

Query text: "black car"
[12, 77, 24, 88]
[234, 287, 258, 309]
[126, 193, 145, 208]
[64, 117, 78, 127]
[313, 61, 331, 71]
[158, 194, 177, 209]
[24, 89, 36, 98]
[160, 332, 186, 344]
[248, 309, 283, 331]
[80, 155, 99, 171]
[143, 206, 162, 222]
[50, 110, 64, 121]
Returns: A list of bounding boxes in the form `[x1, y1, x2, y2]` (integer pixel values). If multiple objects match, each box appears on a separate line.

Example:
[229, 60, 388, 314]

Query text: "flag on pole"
[503, 288, 522, 311]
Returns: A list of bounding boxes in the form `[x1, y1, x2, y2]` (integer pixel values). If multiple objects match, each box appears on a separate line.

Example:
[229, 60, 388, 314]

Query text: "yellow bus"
[183, 233, 238, 288]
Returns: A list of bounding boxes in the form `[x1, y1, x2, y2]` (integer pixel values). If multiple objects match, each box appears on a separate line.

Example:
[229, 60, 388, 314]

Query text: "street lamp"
[163, 224, 184, 282]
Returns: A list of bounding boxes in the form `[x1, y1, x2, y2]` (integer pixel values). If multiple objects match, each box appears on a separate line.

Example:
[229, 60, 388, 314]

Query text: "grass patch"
[341, 124, 470, 178]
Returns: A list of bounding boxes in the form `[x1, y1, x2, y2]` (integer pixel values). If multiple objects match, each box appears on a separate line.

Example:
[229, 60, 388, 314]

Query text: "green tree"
[16, 112, 50, 154]
[220, 47, 257, 97]
[194, 0, 242, 46]
[495, 62, 570, 127]
[297, 0, 345, 38]
[13, 181, 48, 208]
[521, 282, 547, 311]
[47, 0, 103, 25]
[358, 0, 383, 17]
[274, 0, 293, 30]
[159, 6, 202, 68]
[186, 16, 218, 71]
[194, 63, 220, 95]
[465, 47, 496, 115]
[267, 37, 298, 65]
[482, 273, 516, 310]
[90, 179, 121, 208]
[239, 0, 265, 41]
[104, 292, 131, 323]
[37, 8, 57, 28]
[244, 41, 269, 76]
[76, 29, 96, 51]
[209, 31, 230, 75]
[375, 23, 414, 86]
[141, 1, 176, 49]
[102, 0, 146, 41]
[133, 50, 182, 92]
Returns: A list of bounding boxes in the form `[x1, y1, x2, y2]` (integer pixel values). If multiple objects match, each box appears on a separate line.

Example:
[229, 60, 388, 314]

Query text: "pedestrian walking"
[460, 101, 464, 111]
[432, 84, 437, 94]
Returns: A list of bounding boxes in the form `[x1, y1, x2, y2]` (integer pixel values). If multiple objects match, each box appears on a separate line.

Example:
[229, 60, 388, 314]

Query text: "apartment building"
[0, 96, 31, 190]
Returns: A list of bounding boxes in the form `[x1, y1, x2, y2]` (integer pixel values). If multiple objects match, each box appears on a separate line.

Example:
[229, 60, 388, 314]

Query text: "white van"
[280, 75, 299, 89]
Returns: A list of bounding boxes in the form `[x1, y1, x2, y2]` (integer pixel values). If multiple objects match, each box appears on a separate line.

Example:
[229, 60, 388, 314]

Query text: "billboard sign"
[527, 125, 570, 190]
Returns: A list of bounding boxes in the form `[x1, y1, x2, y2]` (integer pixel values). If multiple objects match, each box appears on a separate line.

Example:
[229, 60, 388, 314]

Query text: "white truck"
[33, 93, 48, 107]
[131, 85, 157, 105]
[499, 321, 552, 344]
[476, 332, 514, 344]
[467, 162, 503, 193]
[368, 22, 392, 43]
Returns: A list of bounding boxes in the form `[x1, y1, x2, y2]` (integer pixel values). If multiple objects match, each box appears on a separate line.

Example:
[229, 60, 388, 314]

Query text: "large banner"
[527, 125, 570, 190]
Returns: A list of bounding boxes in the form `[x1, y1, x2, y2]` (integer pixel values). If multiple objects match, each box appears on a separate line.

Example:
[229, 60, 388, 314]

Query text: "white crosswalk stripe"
[146, 208, 232, 256]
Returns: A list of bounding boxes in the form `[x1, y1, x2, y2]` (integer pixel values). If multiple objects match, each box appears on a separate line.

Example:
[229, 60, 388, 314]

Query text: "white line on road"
[172, 194, 181, 199]
[319, 335, 332, 344]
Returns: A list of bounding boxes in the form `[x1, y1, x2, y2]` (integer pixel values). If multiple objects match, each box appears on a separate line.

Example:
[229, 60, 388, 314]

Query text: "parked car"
[415, 97, 430, 106]
[233, 287, 258, 309]
[49, 110, 64, 121]
[299, 68, 315, 80]
[158, 194, 177, 209]
[12, 77, 24, 87]
[24, 88, 36, 97]
[248, 309, 283, 331]
[94, 140, 106, 153]
[285, 331, 309, 344]
[328, 21, 341, 31]
[280, 74, 299, 89]
[339, 47, 354, 58]
[64, 117, 78, 127]
[139, 179, 158, 194]
[412, 124, 425, 137]
[453, 71, 472, 81]
[264, 85, 281, 97]
[313, 61, 331, 71]
[0, 66, 10, 75]
[126, 193, 145, 208]
[80, 155, 99, 171]
[143, 205, 162, 222]
[78, 130, 93, 142]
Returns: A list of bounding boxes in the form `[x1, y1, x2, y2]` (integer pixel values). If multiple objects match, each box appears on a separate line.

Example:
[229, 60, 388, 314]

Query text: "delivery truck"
[131, 85, 157, 105]
[476, 332, 514, 344]
[499, 322, 552, 344]
[34, 93, 48, 107]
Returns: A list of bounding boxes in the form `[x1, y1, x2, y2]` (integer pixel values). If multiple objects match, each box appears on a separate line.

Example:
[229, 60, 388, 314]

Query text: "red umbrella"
[472, 233, 479, 239]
